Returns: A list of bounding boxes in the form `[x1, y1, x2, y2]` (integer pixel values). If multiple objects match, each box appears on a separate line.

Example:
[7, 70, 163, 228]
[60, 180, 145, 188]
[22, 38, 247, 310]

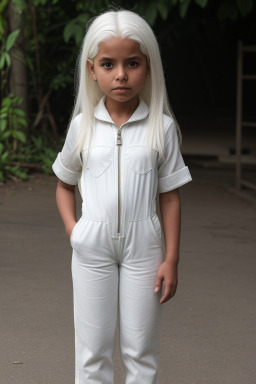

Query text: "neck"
[105, 96, 139, 126]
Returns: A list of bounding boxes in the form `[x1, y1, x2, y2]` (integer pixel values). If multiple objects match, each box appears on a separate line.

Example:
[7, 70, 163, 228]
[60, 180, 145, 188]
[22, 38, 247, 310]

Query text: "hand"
[154, 260, 178, 304]
[66, 221, 77, 239]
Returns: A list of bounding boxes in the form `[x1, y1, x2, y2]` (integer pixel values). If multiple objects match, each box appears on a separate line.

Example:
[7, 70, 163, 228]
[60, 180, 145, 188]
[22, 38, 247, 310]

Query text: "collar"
[94, 95, 149, 125]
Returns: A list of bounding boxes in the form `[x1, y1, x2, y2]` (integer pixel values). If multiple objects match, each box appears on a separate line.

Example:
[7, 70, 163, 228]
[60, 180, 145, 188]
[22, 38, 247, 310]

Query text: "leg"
[119, 220, 164, 384]
[71, 221, 118, 384]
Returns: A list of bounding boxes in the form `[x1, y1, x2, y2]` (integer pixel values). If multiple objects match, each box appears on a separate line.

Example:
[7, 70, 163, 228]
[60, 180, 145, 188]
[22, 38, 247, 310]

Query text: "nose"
[115, 65, 127, 81]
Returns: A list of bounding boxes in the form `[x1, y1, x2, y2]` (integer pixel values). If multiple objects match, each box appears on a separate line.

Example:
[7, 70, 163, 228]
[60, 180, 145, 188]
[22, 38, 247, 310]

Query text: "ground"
[0, 166, 255, 384]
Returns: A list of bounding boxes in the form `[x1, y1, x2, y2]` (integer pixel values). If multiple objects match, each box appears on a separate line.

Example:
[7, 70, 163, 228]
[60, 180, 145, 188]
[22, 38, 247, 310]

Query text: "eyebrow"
[98, 56, 143, 62]
[98, 57, 113, 62]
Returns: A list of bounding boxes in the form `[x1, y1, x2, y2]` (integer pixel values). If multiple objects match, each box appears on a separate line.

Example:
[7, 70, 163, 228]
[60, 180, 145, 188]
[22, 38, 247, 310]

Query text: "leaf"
[13, 108, 26, 117]
[75, 27, 84, 46]
[76, 13, 90, 25]
[63, 20, 76, 43]
[2, 151, 9, 161]
[12, 0, 27, 13]
[0, 119, 7, 132]
[31, 135, 42, 148]
[157, 3, 169, 20]
[16, 117, 28, 127]
[0, 14, 5, 38]
[0, 0, 9, 13]
[11, 168, 28, 180]
[6, 29, 20, 52]
[2, 131, 11, 139]
[0, 52, 8, 69]
[34, 0, 47, 5]
[12, 96, 22, 105]
[12, 130, 26, 143]
[2, 97, 12, 108]
[0, 111, 8, 118]
[179, 0, 191, 18]
[236, 0, 253, 18]
[194, 0, 208, 8]
[42, 163, 53, 174]
[145, 3, 158, 25]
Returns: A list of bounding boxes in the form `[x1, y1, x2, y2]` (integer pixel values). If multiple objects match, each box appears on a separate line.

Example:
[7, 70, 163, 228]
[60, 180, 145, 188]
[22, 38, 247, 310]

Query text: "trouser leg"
[71, 247, 118, 384]
[119, 220, 164, 384]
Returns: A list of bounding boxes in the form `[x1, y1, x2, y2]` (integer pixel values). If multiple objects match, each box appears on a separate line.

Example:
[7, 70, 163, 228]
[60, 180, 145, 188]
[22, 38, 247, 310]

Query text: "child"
[52, 8, 192, 384]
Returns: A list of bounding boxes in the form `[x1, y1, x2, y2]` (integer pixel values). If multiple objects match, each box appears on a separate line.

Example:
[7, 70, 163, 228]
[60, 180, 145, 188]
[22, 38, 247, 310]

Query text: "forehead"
[96, 37, 145, 58]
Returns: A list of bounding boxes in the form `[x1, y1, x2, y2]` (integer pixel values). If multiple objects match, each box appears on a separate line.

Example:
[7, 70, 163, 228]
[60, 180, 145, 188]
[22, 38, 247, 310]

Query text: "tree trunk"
[8, 0, 28, 134]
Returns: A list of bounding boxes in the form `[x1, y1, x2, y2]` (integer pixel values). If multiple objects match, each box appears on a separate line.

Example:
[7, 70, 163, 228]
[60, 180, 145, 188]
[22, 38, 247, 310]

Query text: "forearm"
[159, 188, 181, 265]
[56, 179, 77, 237]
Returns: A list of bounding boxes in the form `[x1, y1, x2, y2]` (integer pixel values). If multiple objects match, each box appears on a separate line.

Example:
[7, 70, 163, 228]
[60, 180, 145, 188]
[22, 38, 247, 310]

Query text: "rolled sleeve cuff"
[52, 153, 81, 185]
[158, 166, 192, 193]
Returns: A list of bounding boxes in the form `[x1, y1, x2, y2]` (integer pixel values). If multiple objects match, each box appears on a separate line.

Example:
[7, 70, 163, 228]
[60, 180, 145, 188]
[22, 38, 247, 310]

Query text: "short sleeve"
[158, 118, 192, 193]
[52, 114, 83, 185]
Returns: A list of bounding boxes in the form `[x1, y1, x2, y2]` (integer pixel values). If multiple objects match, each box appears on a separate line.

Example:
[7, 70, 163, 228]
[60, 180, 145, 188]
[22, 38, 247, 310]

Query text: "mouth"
[113, 86, 130, 93]
[113, 86, 130, 90]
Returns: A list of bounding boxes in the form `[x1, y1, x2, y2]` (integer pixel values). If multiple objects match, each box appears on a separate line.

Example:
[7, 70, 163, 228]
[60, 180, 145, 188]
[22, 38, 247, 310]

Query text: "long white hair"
[69, 8, 181, 165]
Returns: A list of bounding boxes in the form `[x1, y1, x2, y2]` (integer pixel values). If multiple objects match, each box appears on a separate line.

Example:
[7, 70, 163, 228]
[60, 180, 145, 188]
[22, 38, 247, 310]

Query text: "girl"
[52, 8, 192, 384]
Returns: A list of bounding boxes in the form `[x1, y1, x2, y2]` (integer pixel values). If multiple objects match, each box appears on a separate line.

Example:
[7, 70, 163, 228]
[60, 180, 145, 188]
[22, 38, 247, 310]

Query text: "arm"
[154, 188, 181, 304]
[56, 179, 77, 239]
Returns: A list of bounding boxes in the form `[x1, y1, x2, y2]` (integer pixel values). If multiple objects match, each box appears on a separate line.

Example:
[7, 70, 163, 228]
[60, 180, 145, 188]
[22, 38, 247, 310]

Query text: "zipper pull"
[116, 128, 122, 146]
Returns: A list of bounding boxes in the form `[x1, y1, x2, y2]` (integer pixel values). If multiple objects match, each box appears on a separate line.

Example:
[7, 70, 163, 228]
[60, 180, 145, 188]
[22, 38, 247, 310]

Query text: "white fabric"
[52, 96, 192, 384]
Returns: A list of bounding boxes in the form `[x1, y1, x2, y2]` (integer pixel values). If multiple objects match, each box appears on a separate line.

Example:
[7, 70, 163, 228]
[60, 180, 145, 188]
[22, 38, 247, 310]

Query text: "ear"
[87, 59, 97, 81]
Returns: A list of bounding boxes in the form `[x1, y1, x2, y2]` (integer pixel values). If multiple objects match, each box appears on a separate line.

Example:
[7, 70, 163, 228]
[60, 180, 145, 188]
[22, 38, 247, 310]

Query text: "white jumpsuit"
[52, 96, 192, 384]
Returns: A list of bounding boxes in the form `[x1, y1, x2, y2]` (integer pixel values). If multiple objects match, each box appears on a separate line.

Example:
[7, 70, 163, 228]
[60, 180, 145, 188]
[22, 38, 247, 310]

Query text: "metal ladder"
[236, 40, 256, 191]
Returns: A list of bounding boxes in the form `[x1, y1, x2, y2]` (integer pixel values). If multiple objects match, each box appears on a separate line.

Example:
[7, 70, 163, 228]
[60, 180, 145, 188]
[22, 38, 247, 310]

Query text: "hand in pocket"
[67, 221, 77, 239]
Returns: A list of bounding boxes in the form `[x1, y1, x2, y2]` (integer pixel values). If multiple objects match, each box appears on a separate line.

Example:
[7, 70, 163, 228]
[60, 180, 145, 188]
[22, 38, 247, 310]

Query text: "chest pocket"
[125, 146, 154, 175]
[87, 146, 113, 178]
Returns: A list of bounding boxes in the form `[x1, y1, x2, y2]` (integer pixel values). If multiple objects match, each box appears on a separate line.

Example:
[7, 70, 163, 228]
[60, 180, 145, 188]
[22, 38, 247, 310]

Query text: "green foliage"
[0, 94, 28, 181]
[236, 0, 254, 18]
[218, 1, 238, 21]
[6, 29, 20, 51]
[0, 0, 9, 13]
[15, 134, 59, 175]
[0, 94, 27, 148]
[0, 29, 20, 69]
[0, 0, 255, 183]
[64, 13, 90, 44]
[0, 151, 29, 182]
[217, 0, 254, 21]
[194, 0, 208, 7]
[156, 2, 169, 20]
[179, 0, 191, 19]
[0, 95, 58, 181]
[11, 0, 27, 14]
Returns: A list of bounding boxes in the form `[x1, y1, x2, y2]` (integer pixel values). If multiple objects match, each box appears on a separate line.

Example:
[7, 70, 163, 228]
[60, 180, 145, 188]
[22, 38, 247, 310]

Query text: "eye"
[103, 62, 113, 69]
[128, 61, 138, 68]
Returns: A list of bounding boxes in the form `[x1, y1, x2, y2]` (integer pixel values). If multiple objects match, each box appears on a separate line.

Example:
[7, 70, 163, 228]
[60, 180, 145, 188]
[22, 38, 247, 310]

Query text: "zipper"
[116, 126, 122, 234]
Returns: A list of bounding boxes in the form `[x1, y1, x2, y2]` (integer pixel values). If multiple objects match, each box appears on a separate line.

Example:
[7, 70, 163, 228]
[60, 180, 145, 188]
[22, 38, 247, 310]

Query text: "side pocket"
[70, 217, 84, 249]
[150, 214, 162, 245]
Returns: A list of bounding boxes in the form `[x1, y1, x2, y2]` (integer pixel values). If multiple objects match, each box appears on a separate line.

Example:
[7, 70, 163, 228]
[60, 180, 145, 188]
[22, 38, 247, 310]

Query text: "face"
[87, 37, 150, 108]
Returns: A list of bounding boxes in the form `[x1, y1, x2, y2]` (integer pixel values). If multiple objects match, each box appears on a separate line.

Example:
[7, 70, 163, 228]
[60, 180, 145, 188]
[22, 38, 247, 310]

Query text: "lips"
[113, 87, 130, 90]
